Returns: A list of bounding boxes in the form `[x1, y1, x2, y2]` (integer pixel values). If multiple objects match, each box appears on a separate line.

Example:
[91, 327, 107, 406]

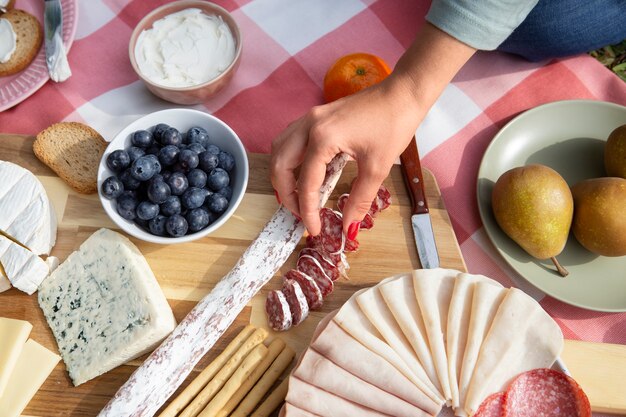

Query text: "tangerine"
[323, 52, 392, 103]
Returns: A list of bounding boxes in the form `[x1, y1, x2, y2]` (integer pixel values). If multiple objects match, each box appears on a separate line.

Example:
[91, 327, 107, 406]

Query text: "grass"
[589, 40, 626, 82]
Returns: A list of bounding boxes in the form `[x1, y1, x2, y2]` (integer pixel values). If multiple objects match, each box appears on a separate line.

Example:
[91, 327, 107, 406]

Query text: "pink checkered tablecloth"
[1, 0, 625, 414]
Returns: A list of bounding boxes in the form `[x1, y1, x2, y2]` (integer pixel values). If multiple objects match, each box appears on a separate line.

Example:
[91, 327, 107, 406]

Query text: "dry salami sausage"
[285, 269, 324, 310]
[296, 255, 334, 298]
[282, 279, 309, 326]
[299, 247, 341, 281]
[503, 368, 591, 417]
[474, 392, 504, 417]
[266, 290, 293, 331]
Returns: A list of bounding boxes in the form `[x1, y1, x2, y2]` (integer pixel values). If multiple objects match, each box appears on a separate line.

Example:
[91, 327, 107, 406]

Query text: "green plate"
[477, 100, 626, 312]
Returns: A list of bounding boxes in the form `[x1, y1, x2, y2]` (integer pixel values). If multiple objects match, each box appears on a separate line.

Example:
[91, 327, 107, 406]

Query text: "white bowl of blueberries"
[97, 108, 249, 244]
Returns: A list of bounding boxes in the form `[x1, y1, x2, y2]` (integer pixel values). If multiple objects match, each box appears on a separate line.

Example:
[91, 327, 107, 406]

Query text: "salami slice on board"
[283, 279, 310, 326]
[305, 235, 348, 272]
[376, 184, 392, 212]
[503, 368, 591, 417]
[318, 208, 344, 254]
[266, 290, 293, 331]
[299, 247, 341, 281]
[285, 269, 324, 310]
[474, 392, 505, 417]
[297, 255, 334, 298]
[360, 213, 375, 230]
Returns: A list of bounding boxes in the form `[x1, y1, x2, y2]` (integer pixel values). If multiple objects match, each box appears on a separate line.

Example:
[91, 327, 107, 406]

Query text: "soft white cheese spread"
[0, 0, 10, 8]
[0, 18, 16, 64]
[135, 8, 236, 88]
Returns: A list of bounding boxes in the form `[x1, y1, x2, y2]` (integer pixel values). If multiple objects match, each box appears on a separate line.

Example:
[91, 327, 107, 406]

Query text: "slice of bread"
[0, 9, 42, 77]
[34, 122, 108, 194]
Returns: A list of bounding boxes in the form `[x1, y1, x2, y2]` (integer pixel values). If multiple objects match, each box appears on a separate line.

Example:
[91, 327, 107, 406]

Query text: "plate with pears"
[477, 99, 626, 312]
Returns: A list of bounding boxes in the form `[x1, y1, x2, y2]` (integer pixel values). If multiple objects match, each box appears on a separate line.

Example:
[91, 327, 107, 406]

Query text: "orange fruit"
[323, 52, 392, 103]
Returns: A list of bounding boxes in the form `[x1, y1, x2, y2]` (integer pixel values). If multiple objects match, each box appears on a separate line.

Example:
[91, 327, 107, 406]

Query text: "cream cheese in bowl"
[134, 8, 236, 88]
[0, 18, 16, 64]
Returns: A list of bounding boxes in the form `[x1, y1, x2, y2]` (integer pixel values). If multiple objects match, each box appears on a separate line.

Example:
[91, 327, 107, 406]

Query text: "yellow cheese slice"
[0, 317, 32, 397]
[0, 339, 60, 417]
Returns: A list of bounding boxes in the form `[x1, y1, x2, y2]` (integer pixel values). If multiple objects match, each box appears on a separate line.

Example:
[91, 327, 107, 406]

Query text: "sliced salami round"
[344, 237, 359, 252]
[265, 290, 292, 332]
[376, 184, 392, 212]
[474, 392, 505, 417]
[319, 208, 344, 254]
[297, 254, 334, 298]
[285, 269, 324, 310]
[299, 247, 341, 281]
[503, 368, 591, 417]
[282, 279, 310, 326]
[360, 213, 375, 230]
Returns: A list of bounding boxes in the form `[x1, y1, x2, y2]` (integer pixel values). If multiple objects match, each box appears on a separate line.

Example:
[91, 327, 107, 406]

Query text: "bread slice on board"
[34, 122, 108, 194]
[0, 9, 42, 77]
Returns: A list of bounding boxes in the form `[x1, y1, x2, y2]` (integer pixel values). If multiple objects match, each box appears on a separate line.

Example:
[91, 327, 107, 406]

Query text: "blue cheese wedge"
[38, 228, 176, 386]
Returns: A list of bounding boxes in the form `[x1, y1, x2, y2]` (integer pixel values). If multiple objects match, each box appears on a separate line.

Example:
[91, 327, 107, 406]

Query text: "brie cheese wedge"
[0, 234, 50, 295]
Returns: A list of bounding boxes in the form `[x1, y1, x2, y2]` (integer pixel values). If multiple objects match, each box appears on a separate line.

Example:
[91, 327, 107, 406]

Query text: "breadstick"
[179, 327, 269, 417]
[215, 338, 286, 417]
[158, 324, 257, 417]
[198, 344, 268, 417]
[230, 345, 295, 417]
[251, 377, 290, 417]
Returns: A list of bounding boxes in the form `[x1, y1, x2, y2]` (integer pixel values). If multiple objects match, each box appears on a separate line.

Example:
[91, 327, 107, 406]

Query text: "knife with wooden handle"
[400, 137, 440, 269]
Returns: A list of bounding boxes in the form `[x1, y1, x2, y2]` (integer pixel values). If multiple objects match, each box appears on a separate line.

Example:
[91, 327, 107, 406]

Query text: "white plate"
[477, 99, 626, 312]
[0, 0, 77, 112]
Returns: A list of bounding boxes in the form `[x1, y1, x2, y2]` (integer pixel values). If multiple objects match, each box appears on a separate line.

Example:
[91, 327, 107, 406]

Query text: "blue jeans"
[498, 0, 626, 61]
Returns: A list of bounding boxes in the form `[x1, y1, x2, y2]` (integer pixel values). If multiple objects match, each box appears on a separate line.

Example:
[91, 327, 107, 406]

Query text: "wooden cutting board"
[0, 134, 624, 416]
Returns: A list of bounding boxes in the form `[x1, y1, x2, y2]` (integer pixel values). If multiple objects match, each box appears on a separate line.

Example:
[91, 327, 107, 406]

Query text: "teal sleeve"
[425, 0, 539, 50]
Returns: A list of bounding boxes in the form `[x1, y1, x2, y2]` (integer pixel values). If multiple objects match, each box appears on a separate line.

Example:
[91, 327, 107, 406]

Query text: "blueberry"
[131, 155, 159, 181]
[179, 149, 199, 170]
[119, 168, 141, 190]
[101, 176, 124, 199]
[116, 194, 138, 220]
[161, 170, 172, 181]
[167, 171, 189, 196]
[148, 214, 168, 236]
[106, 150, 131, 172]
[186, 208, 210, 232]
[134, 218, 149, 230]
[158, 145, 179, 166]
[147, 180, 171, 204]
[131, 130, 153, 148]
[218, 151, 235, 172]
[198, 151, 219, 172]
[121, 189, 138, 199]
[200, 205, 218, 224]
[136, 201, 160, 220]
[186, 127, 210, 148]
[148, 173, 164, 185]
[206, 193, 229, 214]
[160, 127, 183, 146]
[171, 162, 188, 174]
[160, 195, 182, 216]
[127, 146, 146, 162]
[207, 168, 230, 191]
[186, 143, 206, 155]
[181, 187, 208, 209]
[187, 169, 207, 188]
[152, 123, 170, 142]
[145, 145, 161, 156]
[216, 185, 233, 201]
[206, 144, 221, 155]
[166, 214, 188, 237]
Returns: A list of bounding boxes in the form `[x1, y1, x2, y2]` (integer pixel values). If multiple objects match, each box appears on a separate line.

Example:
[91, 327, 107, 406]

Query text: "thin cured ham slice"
[281, 403, 322, 417]
[464, 288, 564, 416]
[458, 282, 507, 416]
[446, 274, 503, 412]
[286, 376, 392, 417]
[311, 312, 440, 416]
[294, 349, 431, 417]
[412, 268, 458, 405]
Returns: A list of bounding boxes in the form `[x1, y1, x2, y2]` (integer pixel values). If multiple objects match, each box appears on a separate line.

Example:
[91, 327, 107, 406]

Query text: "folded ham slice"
[280, 402, 321, 417]
[311, 312, 440, 416]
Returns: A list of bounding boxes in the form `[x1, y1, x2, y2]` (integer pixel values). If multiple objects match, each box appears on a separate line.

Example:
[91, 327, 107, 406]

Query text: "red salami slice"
[344, 236, 359, 252]
[285, 269, 324, 310]
[299, 247, 341, 281]
[474, 392, 505, 417]
[296, 255, 334, 298]
[282, 279, 309, 326]
[265, 290, 293, 331]
[503, 368, 591, 417]
[376, 184, 392, 212]
[319, 208, 344, 254]
[360, 213, 374, 230]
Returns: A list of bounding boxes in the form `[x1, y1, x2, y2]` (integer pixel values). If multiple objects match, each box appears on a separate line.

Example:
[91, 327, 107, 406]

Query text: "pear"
[605, 124, 626, 179]
[492, 164, 573, 276]
[571, 177, 626, 257]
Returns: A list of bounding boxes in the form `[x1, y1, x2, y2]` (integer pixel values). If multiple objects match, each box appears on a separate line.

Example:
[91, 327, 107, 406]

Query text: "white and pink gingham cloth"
[1, 0, 625, 408]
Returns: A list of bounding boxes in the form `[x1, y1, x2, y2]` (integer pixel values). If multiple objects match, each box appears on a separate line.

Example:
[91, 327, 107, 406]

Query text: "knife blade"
[400, 137, 440, 269]
[44, 0, 71, 82]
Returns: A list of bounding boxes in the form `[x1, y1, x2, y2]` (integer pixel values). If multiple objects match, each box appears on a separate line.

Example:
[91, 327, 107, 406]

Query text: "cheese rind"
[0, 338, 60, 417]
[0, 317, 33, 397]
[38, 228, 177, 386]
[0, 234, 49, 294]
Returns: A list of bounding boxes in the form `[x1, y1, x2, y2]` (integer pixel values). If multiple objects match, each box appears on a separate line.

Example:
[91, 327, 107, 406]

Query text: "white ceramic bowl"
[97, 108, 249, 244]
